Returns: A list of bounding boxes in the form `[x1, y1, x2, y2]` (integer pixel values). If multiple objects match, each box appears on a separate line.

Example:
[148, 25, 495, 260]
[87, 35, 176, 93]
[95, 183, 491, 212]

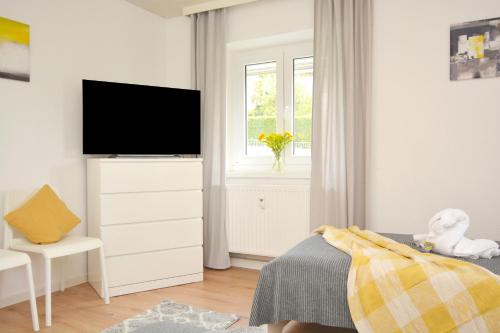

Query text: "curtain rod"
[183, 0, 258, 16]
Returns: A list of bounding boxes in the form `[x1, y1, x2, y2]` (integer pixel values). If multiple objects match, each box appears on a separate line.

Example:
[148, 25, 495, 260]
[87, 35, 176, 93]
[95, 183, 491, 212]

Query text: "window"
[245, 62, 277, 156]
[292, 57, 313, 157]
[228, 42, 313, 169]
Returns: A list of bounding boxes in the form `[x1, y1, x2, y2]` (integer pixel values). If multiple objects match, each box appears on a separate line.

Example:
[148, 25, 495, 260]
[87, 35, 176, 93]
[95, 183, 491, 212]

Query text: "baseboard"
[0, 275, 88, 309]
[230, 253, 272, 270]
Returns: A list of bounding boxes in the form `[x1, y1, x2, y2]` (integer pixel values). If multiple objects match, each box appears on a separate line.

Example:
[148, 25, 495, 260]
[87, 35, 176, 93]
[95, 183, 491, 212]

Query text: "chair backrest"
[3, 187, 61, 249]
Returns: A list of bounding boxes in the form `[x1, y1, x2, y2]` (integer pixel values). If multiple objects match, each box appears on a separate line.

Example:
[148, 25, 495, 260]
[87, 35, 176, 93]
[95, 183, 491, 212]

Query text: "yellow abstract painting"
[450, 17, 500, 81]
[0, 16, 30, 82]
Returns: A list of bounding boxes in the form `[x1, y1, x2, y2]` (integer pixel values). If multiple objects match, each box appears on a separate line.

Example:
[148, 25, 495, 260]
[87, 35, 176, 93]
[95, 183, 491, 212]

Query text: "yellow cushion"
[4, 185, 80, 244]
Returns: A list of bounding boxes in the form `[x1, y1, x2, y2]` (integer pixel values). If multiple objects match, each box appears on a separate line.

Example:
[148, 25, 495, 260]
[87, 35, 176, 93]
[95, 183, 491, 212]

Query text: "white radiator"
[226, 184, 310, 257]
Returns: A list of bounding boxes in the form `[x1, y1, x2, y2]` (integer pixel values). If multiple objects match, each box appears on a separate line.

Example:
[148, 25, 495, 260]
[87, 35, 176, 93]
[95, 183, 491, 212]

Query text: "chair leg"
[59, 256, 65, 292]
[98, 246, 110, 304]
[45, 257, 52, 327]
[26, 263, 39, 331]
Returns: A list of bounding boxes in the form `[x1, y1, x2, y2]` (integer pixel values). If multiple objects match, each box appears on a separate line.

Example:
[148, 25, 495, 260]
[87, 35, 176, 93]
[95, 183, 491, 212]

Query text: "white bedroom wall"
[367, 0, 500, 239]
[165, 16, 192, 89]
[226, 0, 313, 42]
[0, 0, 167, 307]
[164, 0, 314, 89]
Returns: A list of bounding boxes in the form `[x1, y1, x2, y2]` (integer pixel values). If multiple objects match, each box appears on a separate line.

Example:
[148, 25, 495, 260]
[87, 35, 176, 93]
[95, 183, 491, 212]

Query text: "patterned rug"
[102, 300, 240, 333]
[133, 321, 265, 333]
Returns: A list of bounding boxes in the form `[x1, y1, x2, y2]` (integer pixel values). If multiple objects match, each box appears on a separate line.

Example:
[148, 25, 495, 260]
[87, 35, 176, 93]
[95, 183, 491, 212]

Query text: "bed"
[249, 234, 500, 332]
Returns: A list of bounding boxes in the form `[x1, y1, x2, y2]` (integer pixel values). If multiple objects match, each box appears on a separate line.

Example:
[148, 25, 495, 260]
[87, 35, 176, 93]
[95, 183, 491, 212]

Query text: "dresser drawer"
[100, 190, 202, 225]
[101, 219, 203, 256]
[99, 161, 202, 193]
[106, 246, 203, 287]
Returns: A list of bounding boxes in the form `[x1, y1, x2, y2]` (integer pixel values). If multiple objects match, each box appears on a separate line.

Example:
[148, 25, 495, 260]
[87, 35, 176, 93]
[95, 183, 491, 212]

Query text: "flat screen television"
[83, 80, 201, 155]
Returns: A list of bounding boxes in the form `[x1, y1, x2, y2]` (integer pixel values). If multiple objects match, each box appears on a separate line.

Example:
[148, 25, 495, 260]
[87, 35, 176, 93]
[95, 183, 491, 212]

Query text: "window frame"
[284, 44, 314, 165]
[227, 41, 313, 171]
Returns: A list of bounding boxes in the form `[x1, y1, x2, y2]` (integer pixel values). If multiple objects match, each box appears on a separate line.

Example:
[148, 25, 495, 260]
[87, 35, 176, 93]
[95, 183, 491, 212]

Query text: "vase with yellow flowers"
[258, 131, 293, 172]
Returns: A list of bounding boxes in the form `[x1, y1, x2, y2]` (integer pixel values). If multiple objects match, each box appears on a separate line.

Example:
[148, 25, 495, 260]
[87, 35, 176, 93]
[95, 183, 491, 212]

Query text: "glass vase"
[272, 152, 284, 172]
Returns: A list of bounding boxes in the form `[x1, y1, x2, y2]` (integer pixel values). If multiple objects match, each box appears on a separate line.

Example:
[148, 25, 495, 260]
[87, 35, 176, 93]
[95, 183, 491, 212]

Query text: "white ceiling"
[126, 0, 205, 18]
[126, 0, 257, 18]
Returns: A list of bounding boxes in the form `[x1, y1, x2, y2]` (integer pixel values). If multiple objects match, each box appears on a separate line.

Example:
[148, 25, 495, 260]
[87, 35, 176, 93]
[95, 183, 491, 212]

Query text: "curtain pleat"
[310, 0, 372, 230]
[191, 9, 231, 269]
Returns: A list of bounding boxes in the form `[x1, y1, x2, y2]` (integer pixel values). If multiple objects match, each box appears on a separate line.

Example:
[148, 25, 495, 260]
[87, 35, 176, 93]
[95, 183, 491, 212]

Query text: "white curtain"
[191, 9, 230, 269]
[310, 0, 372, 230]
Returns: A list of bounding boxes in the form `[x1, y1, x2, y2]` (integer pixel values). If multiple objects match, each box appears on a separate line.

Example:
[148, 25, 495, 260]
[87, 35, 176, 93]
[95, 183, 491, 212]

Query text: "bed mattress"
[249, 234, 500, 329]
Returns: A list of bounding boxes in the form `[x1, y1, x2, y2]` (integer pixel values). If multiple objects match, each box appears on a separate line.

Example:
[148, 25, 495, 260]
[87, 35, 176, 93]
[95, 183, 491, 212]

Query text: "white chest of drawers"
[87, 158, 203, 297]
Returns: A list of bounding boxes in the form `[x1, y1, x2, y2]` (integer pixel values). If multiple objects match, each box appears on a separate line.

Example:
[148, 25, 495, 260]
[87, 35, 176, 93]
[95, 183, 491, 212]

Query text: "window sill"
[226, 165, 311, 179]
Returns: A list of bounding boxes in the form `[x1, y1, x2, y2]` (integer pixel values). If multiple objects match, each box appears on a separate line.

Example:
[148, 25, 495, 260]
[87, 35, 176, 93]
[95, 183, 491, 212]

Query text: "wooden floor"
[0, 268, 354, 333]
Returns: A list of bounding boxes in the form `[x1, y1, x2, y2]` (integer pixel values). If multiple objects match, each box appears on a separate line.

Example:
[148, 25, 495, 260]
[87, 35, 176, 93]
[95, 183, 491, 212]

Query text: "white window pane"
[245, 62, 277, 156]
[293, 57, 313, 156]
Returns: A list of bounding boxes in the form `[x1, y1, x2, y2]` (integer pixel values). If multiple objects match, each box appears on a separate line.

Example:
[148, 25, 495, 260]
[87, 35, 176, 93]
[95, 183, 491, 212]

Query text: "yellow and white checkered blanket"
[316, 225, 500, 333]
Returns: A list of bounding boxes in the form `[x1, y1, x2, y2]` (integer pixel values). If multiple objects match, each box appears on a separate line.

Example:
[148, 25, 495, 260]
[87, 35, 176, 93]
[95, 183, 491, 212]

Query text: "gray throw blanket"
[249, 234, 500, 329]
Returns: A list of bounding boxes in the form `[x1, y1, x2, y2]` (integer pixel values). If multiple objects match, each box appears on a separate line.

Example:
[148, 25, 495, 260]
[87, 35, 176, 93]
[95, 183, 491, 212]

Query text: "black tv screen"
[83, 80, 201, 155]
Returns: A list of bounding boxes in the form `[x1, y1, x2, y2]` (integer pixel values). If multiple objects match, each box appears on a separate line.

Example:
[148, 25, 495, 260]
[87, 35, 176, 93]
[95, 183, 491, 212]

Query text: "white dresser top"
[87, 157, 202, 163]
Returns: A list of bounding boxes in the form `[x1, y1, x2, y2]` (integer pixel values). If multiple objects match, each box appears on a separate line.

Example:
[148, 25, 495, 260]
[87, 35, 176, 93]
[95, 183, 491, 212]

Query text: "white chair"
[3, 189, 110, 327]
[0, 249, 39, 331]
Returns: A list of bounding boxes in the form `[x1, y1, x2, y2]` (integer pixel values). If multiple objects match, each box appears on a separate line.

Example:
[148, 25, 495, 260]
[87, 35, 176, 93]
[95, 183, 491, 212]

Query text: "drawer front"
[102, 219, 203, 256]
[100, 191, 202, 225]
[99, 162, 202, 193]
[106, 246, 203, 287]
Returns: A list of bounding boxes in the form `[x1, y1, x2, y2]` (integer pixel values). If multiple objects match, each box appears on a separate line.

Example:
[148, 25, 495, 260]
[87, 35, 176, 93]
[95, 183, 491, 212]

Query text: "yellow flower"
[258, 131, 293, 157]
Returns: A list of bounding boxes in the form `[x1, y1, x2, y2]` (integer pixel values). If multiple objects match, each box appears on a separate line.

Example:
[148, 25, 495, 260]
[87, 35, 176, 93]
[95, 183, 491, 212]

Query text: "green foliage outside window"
[247, 116, 311, 143]
[247, 71, 312, 144]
